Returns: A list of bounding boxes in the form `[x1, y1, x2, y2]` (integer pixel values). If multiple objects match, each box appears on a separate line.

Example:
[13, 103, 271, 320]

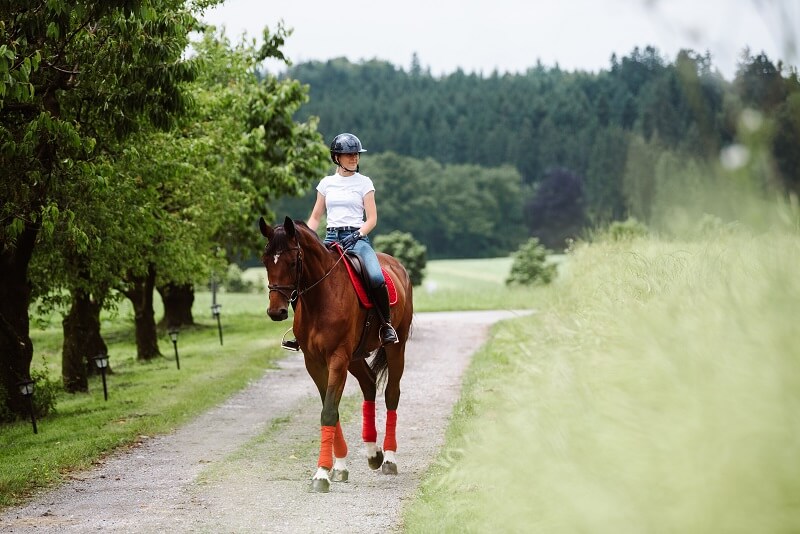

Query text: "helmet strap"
[335, 155, 359, 174]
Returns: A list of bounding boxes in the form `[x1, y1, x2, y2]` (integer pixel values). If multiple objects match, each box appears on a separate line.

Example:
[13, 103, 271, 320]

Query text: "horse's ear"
[283, 216, 296, 239]
[258, 216, 273, 239]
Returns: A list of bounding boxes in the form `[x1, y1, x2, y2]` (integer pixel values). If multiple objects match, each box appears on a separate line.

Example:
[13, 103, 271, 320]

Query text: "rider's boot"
[370, 283, 398, 345]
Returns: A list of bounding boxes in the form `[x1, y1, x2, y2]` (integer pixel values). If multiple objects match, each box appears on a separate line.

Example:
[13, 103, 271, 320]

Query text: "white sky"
[200, 0, 798, 80]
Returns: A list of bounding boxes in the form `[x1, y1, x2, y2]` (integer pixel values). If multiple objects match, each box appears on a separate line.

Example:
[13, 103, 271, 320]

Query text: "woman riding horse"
[260, 216, 413, 492]
[282, 132, 398, 350]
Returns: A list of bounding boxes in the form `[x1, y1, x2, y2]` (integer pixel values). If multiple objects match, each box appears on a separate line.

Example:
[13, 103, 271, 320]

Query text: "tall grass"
[406, 228, 800, 533]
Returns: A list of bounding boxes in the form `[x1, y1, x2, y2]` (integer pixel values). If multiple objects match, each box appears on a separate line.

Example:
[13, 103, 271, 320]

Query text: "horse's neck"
[300, 242, 349, 303]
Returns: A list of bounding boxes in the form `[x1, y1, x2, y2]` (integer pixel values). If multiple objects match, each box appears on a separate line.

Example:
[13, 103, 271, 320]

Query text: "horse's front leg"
[311, 353, 349, 493]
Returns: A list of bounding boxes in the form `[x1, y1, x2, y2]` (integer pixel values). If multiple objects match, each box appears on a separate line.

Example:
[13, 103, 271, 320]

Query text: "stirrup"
[281, 328, 300, 351]
[380, 324, 399, 345]
[281, 339, 300, 351]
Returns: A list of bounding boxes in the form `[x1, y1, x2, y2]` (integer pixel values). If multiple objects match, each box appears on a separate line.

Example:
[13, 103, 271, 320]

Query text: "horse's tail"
[369, 347, 389, 389]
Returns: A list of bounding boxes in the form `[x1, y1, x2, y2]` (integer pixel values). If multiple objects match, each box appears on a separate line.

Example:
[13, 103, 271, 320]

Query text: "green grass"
[404, 229, 800, 533]
[412, 257, 544, 311]
[1, 298, 288, 508]
[0, 256, 530, 508]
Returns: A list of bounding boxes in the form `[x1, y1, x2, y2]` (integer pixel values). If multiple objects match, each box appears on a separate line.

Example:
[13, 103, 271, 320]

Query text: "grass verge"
[0, 308, 287, 509]
[405, 230, 800, 533]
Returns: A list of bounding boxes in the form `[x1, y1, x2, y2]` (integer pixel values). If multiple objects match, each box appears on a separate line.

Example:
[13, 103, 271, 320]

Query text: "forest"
[278, 48, 800, 252]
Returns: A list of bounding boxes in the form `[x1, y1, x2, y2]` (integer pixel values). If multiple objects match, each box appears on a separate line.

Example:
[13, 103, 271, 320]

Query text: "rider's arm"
[359, 191, 377, 236]
[307, 192, 326, 231]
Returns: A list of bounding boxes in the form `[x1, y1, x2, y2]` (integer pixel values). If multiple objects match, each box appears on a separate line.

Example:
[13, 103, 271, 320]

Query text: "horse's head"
[259, 216, 302, 321]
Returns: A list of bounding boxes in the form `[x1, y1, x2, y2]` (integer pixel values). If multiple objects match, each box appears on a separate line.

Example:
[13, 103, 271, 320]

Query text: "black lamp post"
[168, 327, 180, 370]
[211, 273, 223, 346]
[93, 353, 110, 401]
[211, 303, 223, 346]
[17, 379, 37, 434]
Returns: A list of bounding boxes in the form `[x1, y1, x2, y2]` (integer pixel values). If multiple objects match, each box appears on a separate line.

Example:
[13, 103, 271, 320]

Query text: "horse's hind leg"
[348, 358, 384, 470]
[381, 342, 406, 475]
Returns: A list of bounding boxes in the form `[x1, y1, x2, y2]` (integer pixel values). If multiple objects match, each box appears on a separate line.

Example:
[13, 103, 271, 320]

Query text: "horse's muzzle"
[267, 306, 288, 321]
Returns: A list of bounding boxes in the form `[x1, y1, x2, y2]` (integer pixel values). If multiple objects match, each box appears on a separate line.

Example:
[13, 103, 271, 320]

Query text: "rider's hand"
[339, 230, 362, 250]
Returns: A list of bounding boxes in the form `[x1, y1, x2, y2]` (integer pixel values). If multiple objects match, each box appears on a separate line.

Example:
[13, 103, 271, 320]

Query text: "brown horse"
[259, 216, 413, 493]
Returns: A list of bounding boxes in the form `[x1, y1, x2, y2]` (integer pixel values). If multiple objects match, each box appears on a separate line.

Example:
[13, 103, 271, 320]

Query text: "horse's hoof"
[331, 468, 349, 482]
[381, 461, 398, 475]
[311, 477, 331, 493]
[368, 450, 384, 470]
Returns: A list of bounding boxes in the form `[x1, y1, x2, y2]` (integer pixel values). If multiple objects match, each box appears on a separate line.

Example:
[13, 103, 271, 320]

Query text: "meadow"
[404, 227, 800, 533]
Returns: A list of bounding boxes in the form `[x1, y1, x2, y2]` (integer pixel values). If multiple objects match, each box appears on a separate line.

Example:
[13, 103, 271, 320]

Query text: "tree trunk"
[62, 288, 108, 393]
[123, 264, 161, 361]
[0, 223, 39, 420]
[157, 283, 195, 328]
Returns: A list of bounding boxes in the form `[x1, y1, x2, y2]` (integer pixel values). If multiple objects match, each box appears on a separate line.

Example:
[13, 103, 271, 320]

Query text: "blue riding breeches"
[325, 228, 384, 289]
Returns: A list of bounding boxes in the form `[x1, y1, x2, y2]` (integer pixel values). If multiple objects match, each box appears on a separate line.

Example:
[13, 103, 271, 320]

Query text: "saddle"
[327, 243, 399, 359]
[330, 243, 398, 308]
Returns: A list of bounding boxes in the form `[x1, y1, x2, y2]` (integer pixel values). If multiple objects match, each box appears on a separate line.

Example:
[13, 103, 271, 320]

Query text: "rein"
[267, 243, 347, 303]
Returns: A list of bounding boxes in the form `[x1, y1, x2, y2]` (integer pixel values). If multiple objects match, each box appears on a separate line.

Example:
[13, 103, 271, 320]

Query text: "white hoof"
[311, 467, 331, 493]
[382, 450, 398, 475]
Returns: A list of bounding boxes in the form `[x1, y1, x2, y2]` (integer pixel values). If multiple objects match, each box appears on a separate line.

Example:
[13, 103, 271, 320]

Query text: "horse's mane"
[292, 220, 325, 247]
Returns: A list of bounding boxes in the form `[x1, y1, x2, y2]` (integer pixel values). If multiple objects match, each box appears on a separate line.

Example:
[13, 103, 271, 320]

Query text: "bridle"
[266, 241, 347, 304]
[266, 245, 303, 303]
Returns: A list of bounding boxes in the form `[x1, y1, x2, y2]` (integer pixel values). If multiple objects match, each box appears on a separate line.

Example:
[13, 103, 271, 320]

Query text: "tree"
[506, 238, 556, 286]
[1, 0, 204, 411]
[735, 51, 787, 113]
[524, 168, 588, 251]
[772, 92, 800, 194]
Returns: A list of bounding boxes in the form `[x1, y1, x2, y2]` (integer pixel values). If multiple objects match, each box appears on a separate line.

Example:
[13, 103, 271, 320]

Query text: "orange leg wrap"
[383, 410, 397, 452]
[333, 421, 348, 458]
[362, 401, 377, 442]
[318, 425, 336, 469]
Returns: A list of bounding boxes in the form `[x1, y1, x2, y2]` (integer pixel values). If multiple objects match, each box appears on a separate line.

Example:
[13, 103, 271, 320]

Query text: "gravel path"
[0, 310, 529, 533]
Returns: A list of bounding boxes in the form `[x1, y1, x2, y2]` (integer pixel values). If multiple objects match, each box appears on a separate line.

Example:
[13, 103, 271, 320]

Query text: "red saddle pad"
[332, 244, 398, 308]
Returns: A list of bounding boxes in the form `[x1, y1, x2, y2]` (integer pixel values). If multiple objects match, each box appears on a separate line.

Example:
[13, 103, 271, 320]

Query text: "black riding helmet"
[329, 132, 367, 165]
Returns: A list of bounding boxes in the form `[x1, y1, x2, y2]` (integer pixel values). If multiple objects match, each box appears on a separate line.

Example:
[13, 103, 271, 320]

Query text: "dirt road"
[0, 310, 529, 533]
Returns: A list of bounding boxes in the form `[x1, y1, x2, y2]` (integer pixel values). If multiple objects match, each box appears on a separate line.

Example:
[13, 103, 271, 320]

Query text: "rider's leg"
[353, 239, 398, 345]
[369, 282, 398, 344]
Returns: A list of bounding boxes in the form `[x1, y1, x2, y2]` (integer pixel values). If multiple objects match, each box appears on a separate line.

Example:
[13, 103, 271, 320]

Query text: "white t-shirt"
[317, 172, 375, 228]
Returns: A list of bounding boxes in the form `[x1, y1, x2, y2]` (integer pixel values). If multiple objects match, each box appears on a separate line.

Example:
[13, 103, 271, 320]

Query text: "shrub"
[605, 216, 649, 241]
[506, 237, 557, 286]
[0, 367, 59, 424]
[373, 231, 427, 287]
[224, 263, 254, 293]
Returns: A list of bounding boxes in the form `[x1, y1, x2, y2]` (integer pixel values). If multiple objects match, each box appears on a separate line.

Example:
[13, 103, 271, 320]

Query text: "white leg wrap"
[333, 457, 348, 471]
[365, 441, 380, 457]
